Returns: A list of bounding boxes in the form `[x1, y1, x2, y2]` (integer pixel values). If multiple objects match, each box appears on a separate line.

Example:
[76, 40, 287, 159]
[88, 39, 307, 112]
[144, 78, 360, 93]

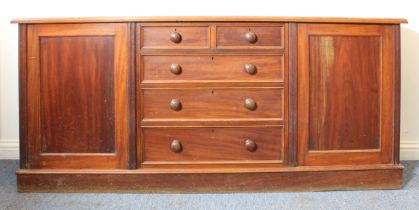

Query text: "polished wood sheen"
[14, 17, 404, 192]
[16, 166, 403, 192]
[141, 55, 284, 82]
[297, 24, 397, 166]
[24, 23, 130, 169]
[11, 16, 408, 24]
[142, 88, 283, 120]
[140, 25, 209, 49]
[40, 36, 115, 153]
[142, 127, 283, 162]
[308, 36, 381, 150]
[216, 25, 284, 49]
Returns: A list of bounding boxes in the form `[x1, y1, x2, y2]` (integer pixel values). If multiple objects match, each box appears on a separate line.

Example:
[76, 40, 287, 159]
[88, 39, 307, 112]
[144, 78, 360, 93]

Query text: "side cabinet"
[22, 24, 131, 169]
[296, 24, 400, 166]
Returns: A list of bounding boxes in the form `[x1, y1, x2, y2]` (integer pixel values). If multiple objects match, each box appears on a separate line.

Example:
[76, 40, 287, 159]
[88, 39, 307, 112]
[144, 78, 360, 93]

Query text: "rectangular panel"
[308, 36, 381, 150]
[141, 25, 209, 49]
[297, 24, 397, 166]
[40, 36, 115, 153]
[26, 23, 130, 169]
[142, 55, 284, 83]
[143, 127, 283, 161]
[142, 88, 283, 120]
[216, 25, 284, 49]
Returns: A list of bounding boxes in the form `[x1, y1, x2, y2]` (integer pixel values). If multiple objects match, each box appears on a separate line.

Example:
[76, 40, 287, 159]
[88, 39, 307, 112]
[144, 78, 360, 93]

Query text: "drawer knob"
[245, 32, 257, 43]
[245, 139, 257, 152]
[170, 99, 182, 111]
[244, 64, 257, 75]
[170, 31, 182, 43]
[170, 64, 182, 75]
[171, 140, 182, 153]
[244, 98, 257, 111]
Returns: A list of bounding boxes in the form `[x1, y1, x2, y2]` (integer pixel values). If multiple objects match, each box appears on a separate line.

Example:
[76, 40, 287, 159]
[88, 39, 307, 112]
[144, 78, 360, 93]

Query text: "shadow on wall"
[400, 26, 419, 144]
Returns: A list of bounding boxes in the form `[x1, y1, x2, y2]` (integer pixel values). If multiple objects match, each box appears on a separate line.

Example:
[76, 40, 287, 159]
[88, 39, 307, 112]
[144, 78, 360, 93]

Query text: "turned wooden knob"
[245, 31, 257, 43]
[244, 64, 257, 75]
[170, 31, 182, 43]
[244, 98, 257, 111]
[170, 99, 182, 111]
[244, 139, 257, 152]
[171, 140, 182, 153]
[170, 64, 182, 75]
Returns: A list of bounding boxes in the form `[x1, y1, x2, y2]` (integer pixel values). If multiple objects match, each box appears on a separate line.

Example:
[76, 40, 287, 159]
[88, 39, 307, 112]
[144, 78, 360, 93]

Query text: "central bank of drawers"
[138, 23, 286, 168]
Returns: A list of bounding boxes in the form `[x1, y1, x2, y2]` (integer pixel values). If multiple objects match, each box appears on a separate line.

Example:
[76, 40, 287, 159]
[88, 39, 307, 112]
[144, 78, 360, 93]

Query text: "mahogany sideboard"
[12, 17, 407, 192]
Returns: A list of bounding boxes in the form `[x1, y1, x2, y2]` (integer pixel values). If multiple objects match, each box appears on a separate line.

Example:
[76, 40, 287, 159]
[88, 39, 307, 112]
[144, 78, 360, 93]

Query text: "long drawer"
[142, 88, 284, 120]
[141, 55, 284, 83]
[143, 127, 284, 162]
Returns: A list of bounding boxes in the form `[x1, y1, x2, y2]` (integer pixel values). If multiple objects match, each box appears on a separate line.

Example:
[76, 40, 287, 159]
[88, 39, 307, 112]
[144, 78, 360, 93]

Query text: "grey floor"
[0, 160, 418, 210]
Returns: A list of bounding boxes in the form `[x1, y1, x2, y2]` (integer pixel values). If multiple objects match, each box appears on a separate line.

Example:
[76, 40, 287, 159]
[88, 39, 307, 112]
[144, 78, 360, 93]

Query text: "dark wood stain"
[297, 24, 397, 166]
[308, 36, 381, 150]
[128, 23, 137, 169]
[40, 36, 115, 153]
[217, 25, 284, 48]
[142, 55, 284, 82]
[141, 25, 209, 49]
[393, 25, 401, 164]
[287, 23, 297, 167]
[16, 166, 403, 192]
[15, 18, 403, 192]
[142, 88, 283, 120]
[18, 24, 29, 168]
[25, 23, 130, 169]
[143, 127, 283, 161]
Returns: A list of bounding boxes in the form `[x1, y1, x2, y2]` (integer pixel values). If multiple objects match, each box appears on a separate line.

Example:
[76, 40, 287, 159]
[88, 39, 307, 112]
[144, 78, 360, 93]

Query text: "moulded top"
[11, 16, 408, 24]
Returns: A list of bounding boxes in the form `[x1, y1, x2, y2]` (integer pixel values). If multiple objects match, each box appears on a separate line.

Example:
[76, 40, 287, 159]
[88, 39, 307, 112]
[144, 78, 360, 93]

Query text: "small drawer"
[216, 24, 284, 49]
[142, 88, 283, 120]
[143, 127, 284, 162]
[142, 55, 284, 82]
[140, 25, 210, 49]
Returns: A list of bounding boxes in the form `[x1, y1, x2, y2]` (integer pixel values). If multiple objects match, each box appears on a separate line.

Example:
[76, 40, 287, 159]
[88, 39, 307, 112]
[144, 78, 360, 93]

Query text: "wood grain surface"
[140, 25, 209, 49]
[25, 23, 130, 169]
[142, 88, 284, 120]
[16, 166, 403, 192]
[308, 35, 381, 150]
[141, 55, 284, 82]
[216, 24, 284, 49]
[142, 127, 283, 161]
[16, 18, 403, 192]
[11, 16, 408, 24]
[297, 24, 397, 166]
[40, 36, 115, 153]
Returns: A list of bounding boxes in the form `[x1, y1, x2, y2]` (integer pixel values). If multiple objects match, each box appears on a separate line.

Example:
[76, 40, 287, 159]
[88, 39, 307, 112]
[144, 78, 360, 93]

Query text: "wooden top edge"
[11, 16, 408, 24]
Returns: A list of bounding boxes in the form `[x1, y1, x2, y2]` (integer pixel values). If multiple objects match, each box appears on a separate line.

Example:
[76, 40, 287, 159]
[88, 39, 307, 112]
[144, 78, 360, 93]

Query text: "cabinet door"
[297, 24, 399, 166]
[24, 24, 130, 169]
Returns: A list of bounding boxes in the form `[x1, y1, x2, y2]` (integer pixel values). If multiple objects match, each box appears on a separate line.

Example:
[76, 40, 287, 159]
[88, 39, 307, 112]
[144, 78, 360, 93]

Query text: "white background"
[0, 0, 418, 159]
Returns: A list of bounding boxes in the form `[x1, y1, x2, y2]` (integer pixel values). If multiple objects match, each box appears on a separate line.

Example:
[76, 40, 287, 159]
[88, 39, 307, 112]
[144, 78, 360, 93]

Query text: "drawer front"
[142, 55, 284, 82]
[142, 88, 283, 120]
[216, 25, 284, 49]
[140, 25, 209, 49]
[143, 127, 283, 161]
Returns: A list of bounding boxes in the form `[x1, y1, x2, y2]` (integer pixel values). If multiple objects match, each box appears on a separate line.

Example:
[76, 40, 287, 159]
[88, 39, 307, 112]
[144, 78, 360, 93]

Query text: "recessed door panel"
[26, 24, 130, 169]
[40, 36, 116, 153]
[308, 36, 381, 151]
[297, 24, 397, 166]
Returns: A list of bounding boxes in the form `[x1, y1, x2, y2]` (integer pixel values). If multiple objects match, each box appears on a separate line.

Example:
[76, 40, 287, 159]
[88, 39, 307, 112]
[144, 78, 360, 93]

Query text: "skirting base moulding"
[11, 16, 407, 192]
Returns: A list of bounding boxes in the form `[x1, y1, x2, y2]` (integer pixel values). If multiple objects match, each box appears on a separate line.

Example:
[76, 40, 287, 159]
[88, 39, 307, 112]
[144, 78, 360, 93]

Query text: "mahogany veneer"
[13, 16, 406, 192]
